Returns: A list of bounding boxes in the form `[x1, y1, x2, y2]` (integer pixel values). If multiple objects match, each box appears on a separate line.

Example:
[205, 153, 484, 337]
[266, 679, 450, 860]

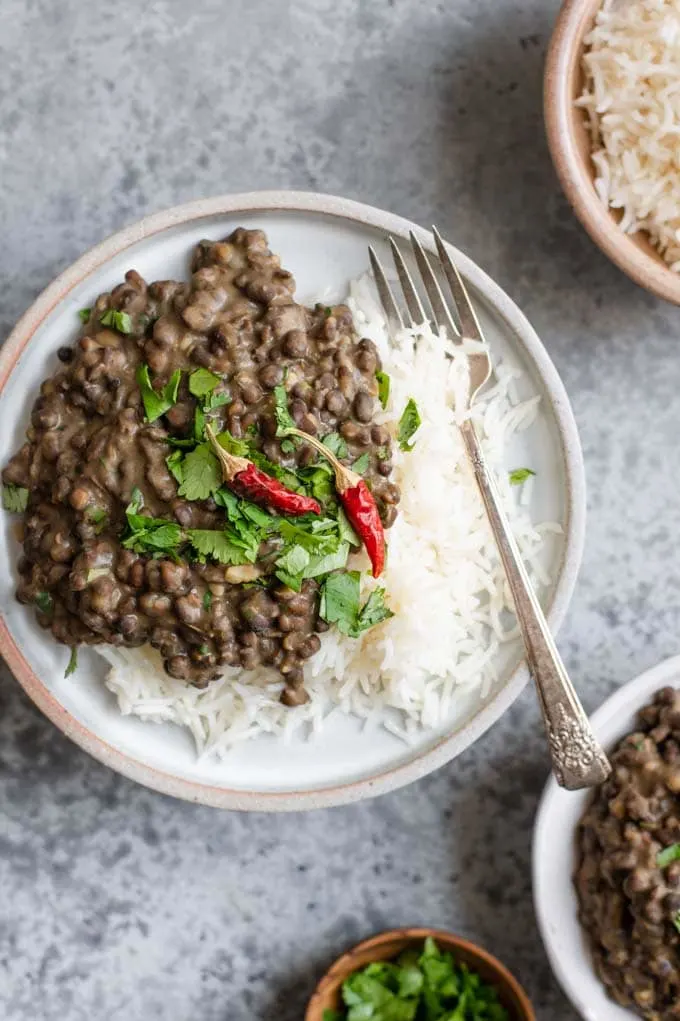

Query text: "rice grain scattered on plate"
[100, 276, 558, 757]
[578, 0, 680, 270]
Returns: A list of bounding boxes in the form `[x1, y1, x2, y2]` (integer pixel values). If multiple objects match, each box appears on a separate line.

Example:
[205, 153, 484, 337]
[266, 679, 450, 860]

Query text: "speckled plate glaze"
[0, 191, 585, 811]
[533, 654, 680, 1021]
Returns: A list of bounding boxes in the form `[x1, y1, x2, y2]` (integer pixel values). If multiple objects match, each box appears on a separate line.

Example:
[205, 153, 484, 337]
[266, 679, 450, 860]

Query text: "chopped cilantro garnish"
[397, 398, 421, 452]
[376, 370, 390, 409]
[78, 307, 91, 324]
[273, 385, 296, 436]
[2, 484, 29, 513]
[353, 587, 394, 635]
[34, 591, 53, 615]
[166, 449, 185, 484]
[122, 487, 184, 554]
[203, 590, 213, 611]
[321, 432, 348, 459]
[64, 647, 78, 678]
[177, 443, 221, 502]
[352, 453, 370, 475]
[137, 364, 182, 423]
[509, 467, 536, 486]
[658, 844, 680, 868]
[100, 309, 133, 334]
[319, 573, 393, 638]
[330, 936, 509, 1020]
[189, 367, 222, 398]
[187, 529, 253, 565]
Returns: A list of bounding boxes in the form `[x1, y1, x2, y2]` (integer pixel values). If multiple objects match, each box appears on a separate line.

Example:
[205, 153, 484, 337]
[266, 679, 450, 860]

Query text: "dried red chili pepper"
[206, 426, 321, 517]
[286, 427, 386, 578]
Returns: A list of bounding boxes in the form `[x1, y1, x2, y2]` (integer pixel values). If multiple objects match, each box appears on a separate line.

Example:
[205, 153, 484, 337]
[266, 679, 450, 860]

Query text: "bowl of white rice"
[545, 0, 680, 304]
[0, 192, 586, 810]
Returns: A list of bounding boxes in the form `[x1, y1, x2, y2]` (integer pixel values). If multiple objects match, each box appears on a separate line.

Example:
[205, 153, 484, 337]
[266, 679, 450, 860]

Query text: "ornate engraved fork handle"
[460, 419, 611, 790]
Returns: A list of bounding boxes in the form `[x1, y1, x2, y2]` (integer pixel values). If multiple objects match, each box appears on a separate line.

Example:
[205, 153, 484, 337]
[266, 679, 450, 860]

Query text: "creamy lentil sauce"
[3, 229, 400, 706]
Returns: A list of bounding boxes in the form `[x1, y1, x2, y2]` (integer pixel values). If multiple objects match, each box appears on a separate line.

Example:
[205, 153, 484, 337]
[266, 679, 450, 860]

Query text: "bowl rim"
[532, 653, 680, 1021]
[304, 926, 536, 1020]
[544, 0, 680, 306]
[0, 189, 586, 811]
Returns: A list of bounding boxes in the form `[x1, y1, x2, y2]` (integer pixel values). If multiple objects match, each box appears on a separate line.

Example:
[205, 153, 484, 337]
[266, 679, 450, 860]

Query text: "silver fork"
[369, 229, 611, 790]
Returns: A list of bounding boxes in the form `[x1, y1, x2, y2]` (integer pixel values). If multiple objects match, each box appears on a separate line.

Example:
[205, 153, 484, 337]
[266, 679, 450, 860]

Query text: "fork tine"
[368, 246, 404, 333]
[408, 231, 459, 339]
[388, 237, 427, 327]
[432, 226, 484, 342]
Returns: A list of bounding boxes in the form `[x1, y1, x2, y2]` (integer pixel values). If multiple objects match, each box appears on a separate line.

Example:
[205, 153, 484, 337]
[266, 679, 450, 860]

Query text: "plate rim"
[532, 654, 680, 1021]
[0, 189, 586, 811]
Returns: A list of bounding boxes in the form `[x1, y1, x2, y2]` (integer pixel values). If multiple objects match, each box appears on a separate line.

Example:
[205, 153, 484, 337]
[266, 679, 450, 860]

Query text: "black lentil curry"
[575, 687, 680, 1019]
[2, 229, 404, 706]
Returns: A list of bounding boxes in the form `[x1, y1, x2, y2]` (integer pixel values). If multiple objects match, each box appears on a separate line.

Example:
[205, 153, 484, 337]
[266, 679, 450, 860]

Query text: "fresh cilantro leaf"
[203, 590, 213, 611]
[376, 370, 390, 409]
[166, 435, 197, 449]
[280, 438, 296, 454]
[34, 591, 53, 615]
[85, 507, 108, 525]
[337, 507, 361, 548]
[276, 544, 311, 579]
[376, 446, 390, 461]
[78, 307, 91, 324]
[122, 488, 183, 553]
[189, 367, 222, 398]
[658, 844, 680, 868]
[137, 364, 182, 423]
[397, 398, 421, 452]
[297, 462, 335, 504]
[350, 587, 394, 637]
[216, 430, 250, 458]
[194, 404, 206, 442]
[322, 1012, 343, 1021]
[322, 432, 348, 458]
[509, 467, 536, 486]
[138, 524, 183, 550]
[166, 449, 185, 484]
[2, 484, 29, 512]
[352, 453, 370, 475]
[100, 309, 133, 334]
[324, 306, 333, 317]
[204, 390, 230, 412]
[305, 542, 350, 579]
[273, 385, 296, 436]
[64, 647, 78, 678]
[187, 529, 252, 565]
[319, 571, 361, 636]
[178, 443, 221, 501]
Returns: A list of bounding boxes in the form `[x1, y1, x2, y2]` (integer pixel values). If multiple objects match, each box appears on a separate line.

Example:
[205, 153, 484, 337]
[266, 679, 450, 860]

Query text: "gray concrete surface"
[1, 0, 678, 1017]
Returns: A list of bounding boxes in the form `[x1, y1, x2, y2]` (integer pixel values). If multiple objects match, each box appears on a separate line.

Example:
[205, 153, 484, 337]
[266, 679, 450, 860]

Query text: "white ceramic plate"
[0, 191, 585, 810]
[533, 654, 680, 1021]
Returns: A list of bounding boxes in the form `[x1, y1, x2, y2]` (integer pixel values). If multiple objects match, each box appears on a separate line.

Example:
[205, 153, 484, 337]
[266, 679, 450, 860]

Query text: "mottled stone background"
[1, 1, 678, 1017]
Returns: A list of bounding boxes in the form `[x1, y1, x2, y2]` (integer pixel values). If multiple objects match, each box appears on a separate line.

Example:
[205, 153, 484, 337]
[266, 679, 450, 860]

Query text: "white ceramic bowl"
[0, 190, 585, 810]
[533, 654, 680, 1020]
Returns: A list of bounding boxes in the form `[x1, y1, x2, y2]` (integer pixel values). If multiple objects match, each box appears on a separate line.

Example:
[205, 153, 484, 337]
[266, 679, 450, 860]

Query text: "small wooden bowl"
[305, 928, 535, 1021]
[544, 0, 680, 305]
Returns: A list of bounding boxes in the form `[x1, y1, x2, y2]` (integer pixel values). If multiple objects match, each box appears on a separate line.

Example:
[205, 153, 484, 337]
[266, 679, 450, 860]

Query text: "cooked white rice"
[578, 0, 680, 269]
[99, 276, 558, 757]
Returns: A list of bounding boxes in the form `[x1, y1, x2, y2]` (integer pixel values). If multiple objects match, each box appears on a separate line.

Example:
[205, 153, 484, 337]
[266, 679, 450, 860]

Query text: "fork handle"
[459, 419, 610, 790]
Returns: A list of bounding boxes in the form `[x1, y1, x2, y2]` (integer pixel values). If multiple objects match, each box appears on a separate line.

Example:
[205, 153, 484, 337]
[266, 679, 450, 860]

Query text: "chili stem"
[205, 424, 250, 481]
[286, 427, 361, 493]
